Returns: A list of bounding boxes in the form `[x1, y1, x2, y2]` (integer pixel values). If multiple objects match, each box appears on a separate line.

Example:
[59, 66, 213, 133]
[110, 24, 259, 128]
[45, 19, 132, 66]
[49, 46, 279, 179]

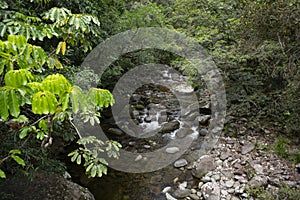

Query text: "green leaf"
[36, 131, 44, 140]
[0, 90, 9, 120]
[11, 155, 25, 166]
[91, 165, 97, 177]
[71, 153, 78, 162]
[9, 149, 21, 154]
[87, 88, 114, 108]
[19, 127, 29, 139]
[47, 56, 63, 69]
[38, 119, 48, 132]
[32, 91, 58, 115]
[0, 169, 6, 178]
[7, 89, 21, 117]
[60, 93, 69, 111]
[70, 86, 83, 114]
[86, 163, 94, 172]
[4, 69, 34, 88]
[42, 74, 71, 96]
[76, 154, 81, 165]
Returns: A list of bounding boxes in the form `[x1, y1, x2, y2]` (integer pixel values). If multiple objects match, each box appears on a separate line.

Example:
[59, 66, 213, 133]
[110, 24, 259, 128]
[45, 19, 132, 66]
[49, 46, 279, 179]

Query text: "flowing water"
[79, 70, 210, 199]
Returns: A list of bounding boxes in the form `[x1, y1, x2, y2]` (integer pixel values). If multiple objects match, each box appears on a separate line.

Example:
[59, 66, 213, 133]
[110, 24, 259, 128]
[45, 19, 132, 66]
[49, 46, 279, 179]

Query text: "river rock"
[162, 186, 172, 193]
[241, 143, 255, 154]
[201, 181, 220, 200]
[192, 156, 216, 179]
[174, 159, 188, 168]
[247, 175, 268, 189]
[173, 189, 191, 198]
[144, 116, 152, 122]
[159, 120, 180, 133]
[0, 171, 95, 200]
[198, 115, 211, 125]
[252, 164, 264, 174]
[199, 128, 209, 136]
[107, 128, 124, 136]
[175, 85, 194, 95]
[189, 193, 200, 200]
[176, 128, 194, 138]
[166, 192, 178, 200]
[225, 179, 235, 188]
[166, 147, 180, 154]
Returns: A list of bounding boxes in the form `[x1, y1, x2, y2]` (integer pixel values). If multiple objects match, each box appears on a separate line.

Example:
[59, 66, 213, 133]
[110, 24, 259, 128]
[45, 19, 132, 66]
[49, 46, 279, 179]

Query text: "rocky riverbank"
[163, 131, 300, 200]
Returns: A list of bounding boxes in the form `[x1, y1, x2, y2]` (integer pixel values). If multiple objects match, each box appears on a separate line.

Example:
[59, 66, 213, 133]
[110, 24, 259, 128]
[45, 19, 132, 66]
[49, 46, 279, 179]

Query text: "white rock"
[162, 186, 172, 193]
[225, 180, 235, 188]
[179, 181, 188, 190]
[135, 154, 143, 161]
[166, 147, 180, 154]
[166, 192, 178, 200]
[174, 159, 188, 168]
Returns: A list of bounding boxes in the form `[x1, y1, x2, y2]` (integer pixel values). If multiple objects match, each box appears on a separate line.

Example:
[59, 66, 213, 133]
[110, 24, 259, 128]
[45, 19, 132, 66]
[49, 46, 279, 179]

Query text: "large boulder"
[0, 171, 95, 200]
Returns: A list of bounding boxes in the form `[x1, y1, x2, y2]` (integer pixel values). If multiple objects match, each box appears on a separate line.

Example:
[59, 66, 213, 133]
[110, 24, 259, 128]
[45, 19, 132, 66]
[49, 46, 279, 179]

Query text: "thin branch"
[69, 118, 82, 139]
[277, 32, 286, 55]
[31, 115, 47, 126]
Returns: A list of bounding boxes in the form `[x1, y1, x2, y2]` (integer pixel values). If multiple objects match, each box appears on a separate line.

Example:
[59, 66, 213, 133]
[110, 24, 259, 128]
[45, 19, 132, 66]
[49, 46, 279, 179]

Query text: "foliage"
[272, 136, 289, 158]
[247, 185, 300, 200]
[113, 2, 167, 32]
[0, 0, 120, 179]
[68, 136, 121, 178]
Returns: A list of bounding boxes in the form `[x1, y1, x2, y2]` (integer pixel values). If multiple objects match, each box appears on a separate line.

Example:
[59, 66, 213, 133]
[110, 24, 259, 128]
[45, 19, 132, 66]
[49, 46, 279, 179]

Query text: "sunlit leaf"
[11, 155, 25, 166]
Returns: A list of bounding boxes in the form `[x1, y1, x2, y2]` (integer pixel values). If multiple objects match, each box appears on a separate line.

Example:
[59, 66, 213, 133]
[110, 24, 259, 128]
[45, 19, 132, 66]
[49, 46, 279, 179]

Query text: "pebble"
[174, 159, 188, 168]
[162, 187, 172, 193]
[166, 193, 177, 200]
[166, 147, 180, 154]
[189, 193, 200, 200]
[134, 155, 142, 161]
[241, 143, 255, 155]
[225, 180, 235, 188]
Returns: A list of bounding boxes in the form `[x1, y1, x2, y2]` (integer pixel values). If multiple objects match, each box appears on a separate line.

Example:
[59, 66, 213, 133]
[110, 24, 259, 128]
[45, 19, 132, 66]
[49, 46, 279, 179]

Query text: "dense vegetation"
[0, 0, 299, 195]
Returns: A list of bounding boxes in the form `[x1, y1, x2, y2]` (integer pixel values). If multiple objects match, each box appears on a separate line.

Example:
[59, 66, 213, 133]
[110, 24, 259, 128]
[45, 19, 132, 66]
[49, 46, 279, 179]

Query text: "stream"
[74, 69, 212, 200]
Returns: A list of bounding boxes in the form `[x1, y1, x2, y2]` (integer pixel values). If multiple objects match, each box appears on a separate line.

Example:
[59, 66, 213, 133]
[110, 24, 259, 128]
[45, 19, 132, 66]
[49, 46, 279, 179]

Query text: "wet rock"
[135, 155, 143, 161]
[144, 145, 151, 149]
[150, 175, 162, 184]
[176, 128, 194, 138]
[241, 143, 255, 155]
[192, 156, 216, 179]
[174, 159, 188, 168]
[135, 104, 145, 110]
[173, 189, 191, 198]
[175, 85, 194, 95]
[296, 163, 300, 173]
[144, 116, 152, 122]
[159, 120, 180, 133]
[166, 147, 180, 154]
[199, 128, 209, 136]
[198, 115, 211, 125]
[107, 128, 124, 136]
